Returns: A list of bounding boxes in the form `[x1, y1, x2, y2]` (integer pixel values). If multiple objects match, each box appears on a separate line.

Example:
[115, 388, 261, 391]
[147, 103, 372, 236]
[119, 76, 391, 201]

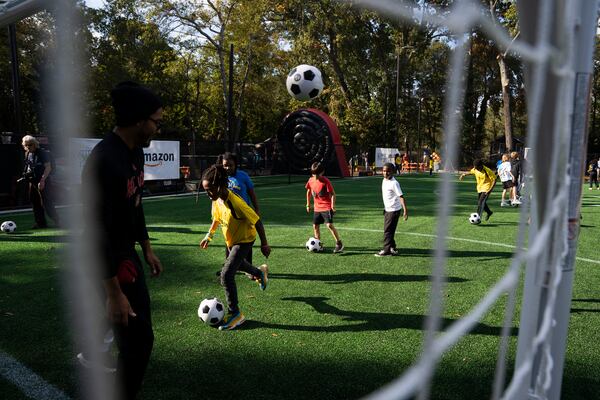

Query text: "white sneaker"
[390, 248, 398, 255]
[76, 353, 116, 373]
[500, 201, 510, 207]
[511, 199, 522, 206]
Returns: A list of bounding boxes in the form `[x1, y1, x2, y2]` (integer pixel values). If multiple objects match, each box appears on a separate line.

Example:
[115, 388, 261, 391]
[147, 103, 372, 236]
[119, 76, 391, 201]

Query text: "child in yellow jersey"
[459, 159, 497, 221]
[199, 165, 271, 330]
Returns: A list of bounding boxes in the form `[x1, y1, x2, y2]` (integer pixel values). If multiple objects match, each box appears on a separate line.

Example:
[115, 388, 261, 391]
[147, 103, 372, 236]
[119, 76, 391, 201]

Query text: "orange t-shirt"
[305, 176, 334, 212]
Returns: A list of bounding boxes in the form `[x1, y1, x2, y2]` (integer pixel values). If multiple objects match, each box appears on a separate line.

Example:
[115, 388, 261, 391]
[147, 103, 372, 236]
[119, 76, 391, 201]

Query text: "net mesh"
[38, 1, 596, 399]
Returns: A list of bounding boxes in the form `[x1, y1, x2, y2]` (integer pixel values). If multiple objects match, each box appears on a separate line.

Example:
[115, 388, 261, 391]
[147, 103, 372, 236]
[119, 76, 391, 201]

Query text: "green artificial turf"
[1, 174, 599, 399]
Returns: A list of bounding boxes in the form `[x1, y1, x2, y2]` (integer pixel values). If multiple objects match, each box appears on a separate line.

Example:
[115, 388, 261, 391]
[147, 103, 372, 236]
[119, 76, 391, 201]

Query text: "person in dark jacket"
[82, 81, 164, 399]
[21, 135, 60, 229]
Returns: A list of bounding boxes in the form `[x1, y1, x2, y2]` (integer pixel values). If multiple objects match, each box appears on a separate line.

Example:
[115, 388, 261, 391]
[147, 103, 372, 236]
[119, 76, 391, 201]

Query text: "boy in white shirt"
[376, 163, 408, 257]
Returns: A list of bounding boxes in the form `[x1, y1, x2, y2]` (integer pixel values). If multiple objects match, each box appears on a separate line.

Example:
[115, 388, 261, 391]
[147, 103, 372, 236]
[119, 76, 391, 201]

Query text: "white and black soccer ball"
[305, 237, 323, 252]
[286, 64, 324, 101]
[197, 298, 225, 326]
[1, 221, 17, 233]
[469, 213, 481, 225]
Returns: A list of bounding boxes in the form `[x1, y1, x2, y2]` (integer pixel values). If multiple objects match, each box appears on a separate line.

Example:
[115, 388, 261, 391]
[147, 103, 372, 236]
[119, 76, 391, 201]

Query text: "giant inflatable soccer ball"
[286, 64, 324, 101]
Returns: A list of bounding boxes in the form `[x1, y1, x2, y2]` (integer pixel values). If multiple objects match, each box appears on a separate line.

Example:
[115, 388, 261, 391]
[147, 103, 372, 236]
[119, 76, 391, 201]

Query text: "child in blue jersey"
[221, 152, 260, 213]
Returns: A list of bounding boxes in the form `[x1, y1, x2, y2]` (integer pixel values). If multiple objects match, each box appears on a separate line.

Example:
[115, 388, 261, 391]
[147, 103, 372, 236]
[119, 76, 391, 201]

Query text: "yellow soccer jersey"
[470, 166, 496, 193]
[212, 190, 260, 247]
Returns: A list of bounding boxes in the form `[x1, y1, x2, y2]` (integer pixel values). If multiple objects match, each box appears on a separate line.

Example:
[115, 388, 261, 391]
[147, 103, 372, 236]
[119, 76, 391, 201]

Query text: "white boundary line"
[0, 350, 71, 400]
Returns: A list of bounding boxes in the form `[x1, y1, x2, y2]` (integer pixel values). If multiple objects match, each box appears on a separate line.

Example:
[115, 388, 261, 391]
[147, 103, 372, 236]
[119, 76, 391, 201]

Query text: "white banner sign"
[143, 140, 180, 181]
[375, 147, 400, 168]
[69, 138, 180, 183]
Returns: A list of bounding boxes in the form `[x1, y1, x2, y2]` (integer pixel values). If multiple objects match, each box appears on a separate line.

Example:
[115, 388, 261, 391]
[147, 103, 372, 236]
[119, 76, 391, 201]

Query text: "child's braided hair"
[202, 164, 229, 193]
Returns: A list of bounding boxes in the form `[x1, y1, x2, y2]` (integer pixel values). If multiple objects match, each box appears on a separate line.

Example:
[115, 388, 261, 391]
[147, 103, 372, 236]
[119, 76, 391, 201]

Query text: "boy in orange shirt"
[305, 162, 344, 253]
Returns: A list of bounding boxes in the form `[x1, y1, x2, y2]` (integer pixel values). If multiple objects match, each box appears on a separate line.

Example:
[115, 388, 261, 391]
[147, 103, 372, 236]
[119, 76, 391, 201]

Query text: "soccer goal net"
[5, 0, 596, 399]
[346, 1, 598, 399]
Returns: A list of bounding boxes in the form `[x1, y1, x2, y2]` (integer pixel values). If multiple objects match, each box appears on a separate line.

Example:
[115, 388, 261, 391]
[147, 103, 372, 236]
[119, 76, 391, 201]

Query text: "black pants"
[383, 210, 401, 252]
[477, 191, 492, 216]
[113, 253, 154, 400]
[221, 242, 261, 314]
[29, 179, 59, 227]
[590, 172, 598, 188]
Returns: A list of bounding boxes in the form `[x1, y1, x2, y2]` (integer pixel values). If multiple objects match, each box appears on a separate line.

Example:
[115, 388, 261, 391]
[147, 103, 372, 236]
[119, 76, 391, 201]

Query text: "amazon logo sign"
[142, 140, 180, 181]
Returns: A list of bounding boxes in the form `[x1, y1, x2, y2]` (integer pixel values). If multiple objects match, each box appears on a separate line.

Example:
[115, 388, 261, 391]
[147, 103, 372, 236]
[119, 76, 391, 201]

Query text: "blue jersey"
[228, 170, 254, 206]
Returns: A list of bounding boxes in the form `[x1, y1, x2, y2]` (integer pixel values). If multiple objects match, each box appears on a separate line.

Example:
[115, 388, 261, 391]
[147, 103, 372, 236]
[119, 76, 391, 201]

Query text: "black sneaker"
[485, 211, 493, 221]
[333, 241, 344, 253]
[374, 250, 392, 257]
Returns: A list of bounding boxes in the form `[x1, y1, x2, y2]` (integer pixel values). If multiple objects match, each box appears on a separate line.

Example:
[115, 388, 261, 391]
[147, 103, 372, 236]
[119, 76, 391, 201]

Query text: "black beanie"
[111, 81, 163, 127]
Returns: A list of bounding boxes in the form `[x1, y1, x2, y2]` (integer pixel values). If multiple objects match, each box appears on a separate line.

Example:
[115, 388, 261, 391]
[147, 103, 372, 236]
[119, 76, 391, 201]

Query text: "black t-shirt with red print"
[83, 131, 149, 279]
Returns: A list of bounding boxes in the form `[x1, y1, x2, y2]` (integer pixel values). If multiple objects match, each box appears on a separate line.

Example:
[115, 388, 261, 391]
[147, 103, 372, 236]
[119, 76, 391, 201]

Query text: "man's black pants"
[113, 253, 154, 400]
[29, 179, 59, 227]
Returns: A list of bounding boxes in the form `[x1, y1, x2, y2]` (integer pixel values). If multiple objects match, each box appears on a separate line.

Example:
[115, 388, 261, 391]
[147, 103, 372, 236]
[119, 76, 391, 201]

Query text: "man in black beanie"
[82, 81, 164, 399]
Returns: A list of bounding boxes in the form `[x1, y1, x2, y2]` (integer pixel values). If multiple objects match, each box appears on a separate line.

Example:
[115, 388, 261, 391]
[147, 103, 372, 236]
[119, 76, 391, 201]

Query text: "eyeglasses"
[147, 117, 163, 129]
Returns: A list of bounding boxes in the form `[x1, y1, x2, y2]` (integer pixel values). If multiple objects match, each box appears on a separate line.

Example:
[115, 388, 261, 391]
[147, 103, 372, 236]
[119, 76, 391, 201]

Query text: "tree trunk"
[498, 53, 513, 151]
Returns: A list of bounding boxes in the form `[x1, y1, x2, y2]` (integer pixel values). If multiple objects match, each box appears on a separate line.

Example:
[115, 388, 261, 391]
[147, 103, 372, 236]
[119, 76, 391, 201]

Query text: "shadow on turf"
[147, 226, 200, 234]
[571, 298, 600, 314]
[240, 296, 516, 336]
[335, 247, 513, 260]
[0, 234, 70, 243]
[270, 272, 468, 284]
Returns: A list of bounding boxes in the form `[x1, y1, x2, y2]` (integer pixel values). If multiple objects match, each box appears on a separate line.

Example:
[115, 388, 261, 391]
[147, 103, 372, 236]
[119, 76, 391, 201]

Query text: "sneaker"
[500, 201, 510, 207]
[390, 248, 398, 255]
[589, 187, 593, 190]
[76, 353, 116, 373]
[333, 241, 344, 253]
[257, 264, 268, 291]
[218, 311, 246, 331]
[374, 250, 392, 257]
[31, 223, 47, 229]
[485, 211, 493, 221]
[511, 199, 522, 206]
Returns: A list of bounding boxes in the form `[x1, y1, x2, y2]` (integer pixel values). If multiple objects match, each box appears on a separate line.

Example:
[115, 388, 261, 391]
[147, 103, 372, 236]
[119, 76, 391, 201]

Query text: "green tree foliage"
[8, 0, 600, 163]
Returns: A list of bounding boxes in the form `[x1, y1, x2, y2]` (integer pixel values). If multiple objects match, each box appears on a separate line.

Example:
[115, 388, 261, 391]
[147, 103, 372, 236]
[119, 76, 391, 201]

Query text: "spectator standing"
[21, 135, 60, 229]
[589, 159, 599, 190]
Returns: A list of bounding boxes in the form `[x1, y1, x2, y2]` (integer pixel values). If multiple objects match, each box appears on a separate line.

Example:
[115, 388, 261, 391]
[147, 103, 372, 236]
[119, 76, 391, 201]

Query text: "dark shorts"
[313, 210, 334, 225]
[502, 181, 514, 189]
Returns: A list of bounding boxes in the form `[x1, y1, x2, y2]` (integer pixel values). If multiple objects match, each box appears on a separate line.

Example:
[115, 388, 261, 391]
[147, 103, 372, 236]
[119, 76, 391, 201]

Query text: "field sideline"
[1, 174, 600, 399]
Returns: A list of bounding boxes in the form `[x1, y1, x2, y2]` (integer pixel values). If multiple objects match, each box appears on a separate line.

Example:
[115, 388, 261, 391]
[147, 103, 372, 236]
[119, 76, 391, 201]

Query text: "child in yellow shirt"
[199, 165, 271, 330]
[459, 159, 497, 221]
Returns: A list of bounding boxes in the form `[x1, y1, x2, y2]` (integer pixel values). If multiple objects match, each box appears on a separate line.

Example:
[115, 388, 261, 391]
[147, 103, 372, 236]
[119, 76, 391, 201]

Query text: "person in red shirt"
[305, 162, 344, 253]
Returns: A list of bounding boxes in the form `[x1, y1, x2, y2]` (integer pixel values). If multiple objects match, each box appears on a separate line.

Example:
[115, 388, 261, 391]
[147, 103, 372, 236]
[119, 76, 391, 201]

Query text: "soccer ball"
[469, 213, 481, 225]
[197, 298, 225, 326]
[305, 237, 323, 252]
[1, 221, 17, 233]
[286, 64, 324, 101]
